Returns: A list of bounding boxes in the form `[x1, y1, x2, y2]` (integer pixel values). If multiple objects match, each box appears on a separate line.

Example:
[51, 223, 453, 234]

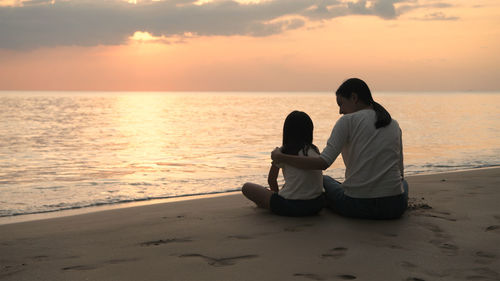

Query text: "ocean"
[1, 91, 499, 218]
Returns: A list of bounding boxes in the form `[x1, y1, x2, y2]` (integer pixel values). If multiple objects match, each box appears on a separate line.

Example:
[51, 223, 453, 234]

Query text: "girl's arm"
[271, 147, 329, 170]
[267, 163, 280, 192]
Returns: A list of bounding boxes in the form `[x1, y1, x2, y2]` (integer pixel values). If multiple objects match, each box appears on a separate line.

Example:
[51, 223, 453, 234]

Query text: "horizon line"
[1, 89, 499, 94]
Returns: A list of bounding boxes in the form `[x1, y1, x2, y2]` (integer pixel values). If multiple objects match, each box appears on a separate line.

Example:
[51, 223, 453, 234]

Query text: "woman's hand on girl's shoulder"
[271, 147, 282, 162]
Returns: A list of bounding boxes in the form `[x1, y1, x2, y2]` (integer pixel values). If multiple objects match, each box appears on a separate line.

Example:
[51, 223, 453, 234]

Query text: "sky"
[0, 0, 499, 92]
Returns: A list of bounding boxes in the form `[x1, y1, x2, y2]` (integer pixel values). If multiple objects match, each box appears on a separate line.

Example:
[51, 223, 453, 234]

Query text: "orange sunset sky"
[0, 0, 499, 91]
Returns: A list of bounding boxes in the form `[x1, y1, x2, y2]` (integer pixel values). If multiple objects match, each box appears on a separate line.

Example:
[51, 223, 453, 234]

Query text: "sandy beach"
[1, 168, 499, 281]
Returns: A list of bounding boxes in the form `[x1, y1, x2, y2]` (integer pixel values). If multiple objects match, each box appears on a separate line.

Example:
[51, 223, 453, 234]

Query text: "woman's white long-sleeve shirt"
[320, 109, 404, 198]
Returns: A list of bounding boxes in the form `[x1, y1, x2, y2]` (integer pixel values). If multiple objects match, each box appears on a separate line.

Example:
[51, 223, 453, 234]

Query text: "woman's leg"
[324, 176, 410, 219]
[324, 176, 376, 218]
[241, 182, 274, 209]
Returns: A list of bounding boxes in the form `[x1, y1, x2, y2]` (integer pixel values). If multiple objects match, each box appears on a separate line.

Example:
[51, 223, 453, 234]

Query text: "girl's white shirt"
[275, 148, 324, 200]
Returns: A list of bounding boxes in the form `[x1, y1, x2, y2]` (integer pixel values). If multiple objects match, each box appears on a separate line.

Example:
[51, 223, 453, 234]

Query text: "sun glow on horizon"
[128, 31, 198, 46]
[130, 31, 157, 42]
[0, 0, 21, 7]
[0, 0, 55, 6]
[193, 0, 268, 5]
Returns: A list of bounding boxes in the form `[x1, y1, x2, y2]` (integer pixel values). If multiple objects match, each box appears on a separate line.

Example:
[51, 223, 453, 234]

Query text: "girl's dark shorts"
[270, 193, 325, 217]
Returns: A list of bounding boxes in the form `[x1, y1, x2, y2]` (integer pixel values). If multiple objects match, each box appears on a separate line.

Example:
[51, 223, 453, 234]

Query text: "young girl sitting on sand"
[241, 110, 325, 216]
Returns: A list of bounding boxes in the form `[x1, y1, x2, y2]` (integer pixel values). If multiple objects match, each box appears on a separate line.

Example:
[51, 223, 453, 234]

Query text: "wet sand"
[1, 168, 499, 281]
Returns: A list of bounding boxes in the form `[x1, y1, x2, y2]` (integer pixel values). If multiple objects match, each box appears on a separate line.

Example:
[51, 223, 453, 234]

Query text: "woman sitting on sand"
[271, 78, 409, 219]
[242, 111, 325, 216]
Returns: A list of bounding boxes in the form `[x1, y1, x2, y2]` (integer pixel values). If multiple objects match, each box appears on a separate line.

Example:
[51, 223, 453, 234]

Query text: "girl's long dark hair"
[336, 78, 392, 129]
[281, 111, 320, 156]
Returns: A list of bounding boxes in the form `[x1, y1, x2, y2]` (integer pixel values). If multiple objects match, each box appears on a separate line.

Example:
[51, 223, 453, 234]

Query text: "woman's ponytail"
[336, 78, 392, 129]
[372, 101, 392, 129]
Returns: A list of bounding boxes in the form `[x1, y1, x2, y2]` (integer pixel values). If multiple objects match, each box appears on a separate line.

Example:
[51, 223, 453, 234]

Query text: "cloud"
[0, 0, 454, 49]
[412, 11, 458, 21]
[396, 1, 454, 15]
[396, 1, 458, 21]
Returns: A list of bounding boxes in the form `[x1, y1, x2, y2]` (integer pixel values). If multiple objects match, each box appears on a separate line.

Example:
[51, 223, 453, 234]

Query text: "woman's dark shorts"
[323, 175, 409, 220]
[270, 193, 325, 217]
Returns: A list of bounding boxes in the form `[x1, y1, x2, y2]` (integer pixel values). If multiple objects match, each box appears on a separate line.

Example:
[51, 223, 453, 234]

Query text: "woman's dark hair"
[281, 111, 320, 156]
[336, 78, 392, 129]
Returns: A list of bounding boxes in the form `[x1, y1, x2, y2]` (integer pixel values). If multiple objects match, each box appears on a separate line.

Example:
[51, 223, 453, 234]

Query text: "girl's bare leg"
[241, 182, 274, 209]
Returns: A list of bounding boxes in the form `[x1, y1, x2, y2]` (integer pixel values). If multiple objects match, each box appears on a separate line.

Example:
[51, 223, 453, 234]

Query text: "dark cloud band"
[0, 0, 455, 49]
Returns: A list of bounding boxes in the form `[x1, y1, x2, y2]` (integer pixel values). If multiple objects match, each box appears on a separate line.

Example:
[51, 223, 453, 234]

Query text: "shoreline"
[0, 191, 241, 226]
[1, 166, 499, 226]
[1, 167, 499, 280]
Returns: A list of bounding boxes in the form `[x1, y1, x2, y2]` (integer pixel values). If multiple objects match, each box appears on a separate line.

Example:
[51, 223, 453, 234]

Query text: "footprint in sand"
[428, 240, 459, 256]
[420, 222, 443, 233]
[162, 214, 186, 220]
[400, 261, 418, 270]
[419, 222, 459, 256]
[338, 274, 357, 280]
[62, 265, 97, 271]
[422, 212, 457, 222]
[321, 247, 348, 259]
[293, 273, 357, 280]
[62, 258, 139, 271]
[31, 255, 49, 260]
[105, 258, 140, 265]
[475, 251, 496, 259]
[179, 254, 258, 267]
[140, 238, 192, 246]
[284, 224, 314, 232]
[474, 251, 497, 265]
[293, 273, 325, 280]
[1, 263, 28, 278]
[412, 208, 456, 222]
[485, 225, 500, 232]
[420, 222, 452, 241]
[466, 267, 500, 280]
[401, 262, 430, 281]
[227, 235, 253, 240]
